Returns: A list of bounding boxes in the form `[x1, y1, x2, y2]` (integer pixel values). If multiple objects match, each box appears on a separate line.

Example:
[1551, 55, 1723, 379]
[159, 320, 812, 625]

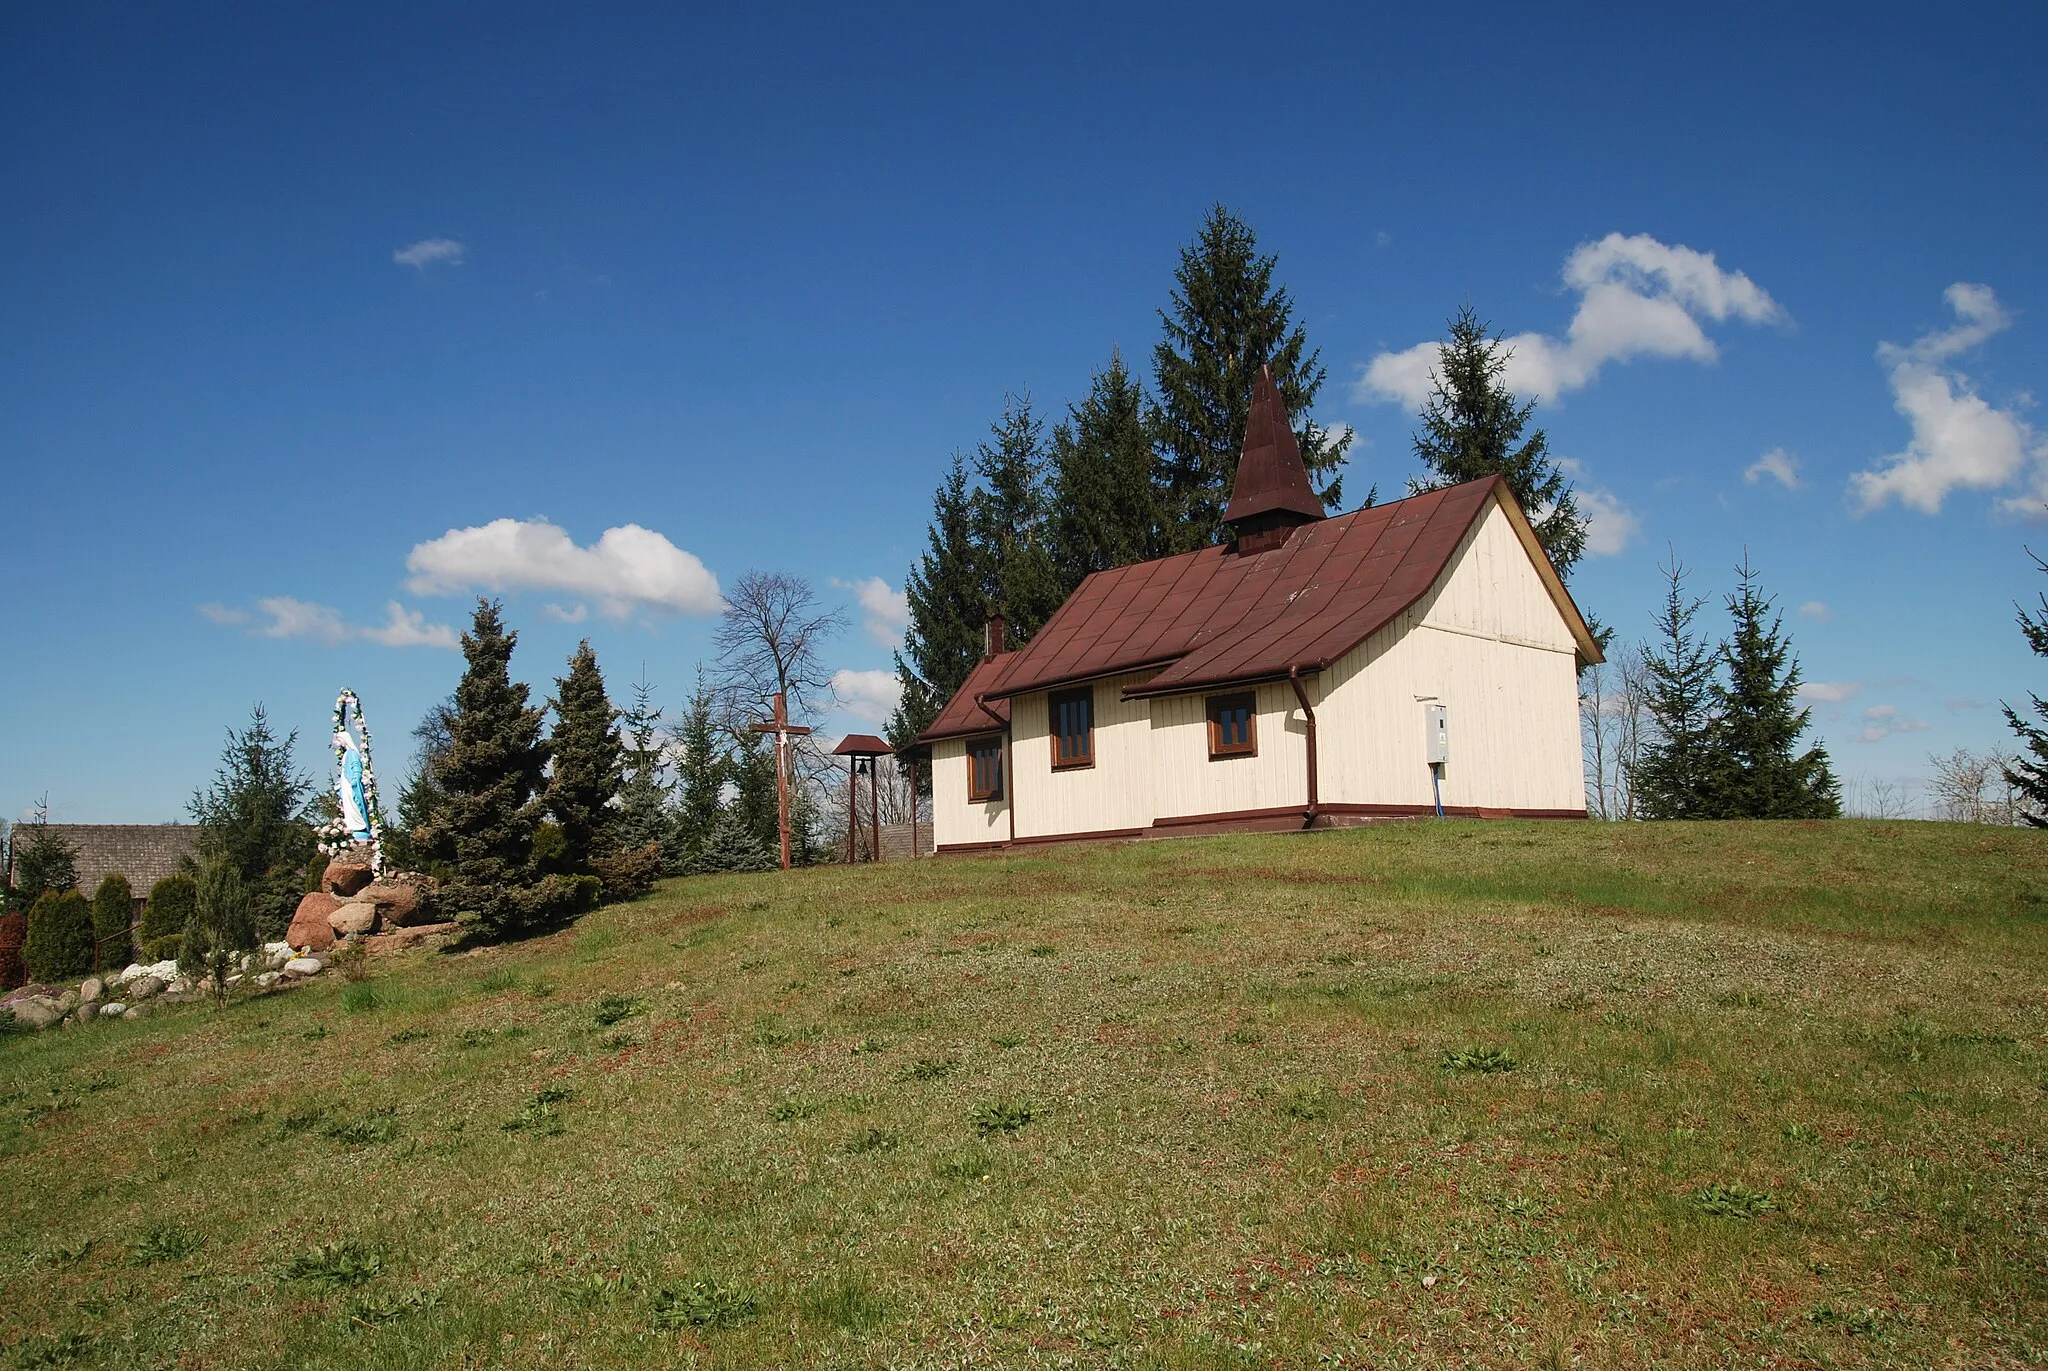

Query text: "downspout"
[1289, 666, 1319, 830]
[974, 692, 1016, 848]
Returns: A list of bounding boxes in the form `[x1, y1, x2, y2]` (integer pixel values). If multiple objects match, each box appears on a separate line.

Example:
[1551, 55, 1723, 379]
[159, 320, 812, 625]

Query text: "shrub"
[24, 889, 94, 983]
[140, 874, 197, 947]
[505, 873, 600, 927]
[591, 841, 664, 903]
[144, 934, 182, 964]
[0, 910, 26, 990]
[90, 874, 134, 970]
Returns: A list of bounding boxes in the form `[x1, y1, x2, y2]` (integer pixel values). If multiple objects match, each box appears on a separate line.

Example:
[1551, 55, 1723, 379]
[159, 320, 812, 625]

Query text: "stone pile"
[0, 941, 327, 1031]
[286, 849, 442, 953]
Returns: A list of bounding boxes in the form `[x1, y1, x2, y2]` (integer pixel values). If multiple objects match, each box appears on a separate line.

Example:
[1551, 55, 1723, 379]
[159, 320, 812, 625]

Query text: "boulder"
[327, 901, 378, 937]
[256, 971, 281, 988]
[322, 854, 374, 898]
[79, 977, 104, 1004]
[363, 922, 459, 955]
[55, 990, 79, 1016]
[127, 976, 164, 1002]
[74, 1004, 97, 1026]
[358, 880, 428, 926]
[100, 1001, 127, 1018]
[123, 1003, 152, 1021]
[9, 997, 64, 1030]
[283, 957, 324, 977]
[288, 893, 342, 953]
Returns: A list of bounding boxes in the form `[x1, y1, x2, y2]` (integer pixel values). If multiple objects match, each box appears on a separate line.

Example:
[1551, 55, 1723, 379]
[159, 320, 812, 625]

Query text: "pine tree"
[615, 671, 672, 856]
[1048, 348, 1161, 596]
[1409, 303, 1588, 580]
[24, 889, 94, 983]
[546, 641, 624, 874]
[1702, 558, 1841, 818]
[187, 704, 317, 940]
[1153, 205, 1350, 550]
[973, 393, 1064, 642]
[421, 600, 553, 937]
[1632, 554, 1720, 819]
[669, 674, 725, 870]
[90, 874, 133, 971]
[2003, 549, 2048, 827]
[180, 852, 256, 1002]
[889, 455, 989, 754]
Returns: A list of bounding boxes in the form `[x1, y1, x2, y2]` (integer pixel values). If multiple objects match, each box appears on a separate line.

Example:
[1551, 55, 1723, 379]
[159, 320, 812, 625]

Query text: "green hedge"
[140, 873, 197, 947]
[25, 889, 94, 983]
[91, 874, 134, 970]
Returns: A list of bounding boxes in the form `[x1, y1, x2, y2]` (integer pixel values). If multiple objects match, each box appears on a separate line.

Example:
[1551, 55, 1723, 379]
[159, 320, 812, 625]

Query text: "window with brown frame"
[1049, 687, 1095, 769]
[1206, 692, 1257, 758]
[968, 735, 1004, 802]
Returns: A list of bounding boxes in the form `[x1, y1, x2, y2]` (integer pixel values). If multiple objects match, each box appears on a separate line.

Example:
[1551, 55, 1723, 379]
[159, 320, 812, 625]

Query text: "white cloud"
[1744, 448, 1802, 490]
[1848, 284, 2046, 518]
[405, 518, 722, 618]
[1797, 601, 1831, 622]
[359, 602, 459, 650]
[393, 237, 466, 269]
[1857, 703, 1929, 743]
[541, 602, 590, 624]
[1577, 486, 1641, 557]
[1798, 680, 1862, 704]
[830, 576, 910, 648]
[255, 596, 347, 645]
[243, 596, 457, 650]
[831, 668, 902, 725]
[1356, 233, 1784, 409]
[197, 602, 248, 625]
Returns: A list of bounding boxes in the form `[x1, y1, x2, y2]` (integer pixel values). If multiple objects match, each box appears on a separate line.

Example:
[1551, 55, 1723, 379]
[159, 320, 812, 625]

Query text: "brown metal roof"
[949, 476, 1599, 708]
[831, 733, 893, 756]
[914, 652, 1018, 744]
[1222, 364, 1325, 527]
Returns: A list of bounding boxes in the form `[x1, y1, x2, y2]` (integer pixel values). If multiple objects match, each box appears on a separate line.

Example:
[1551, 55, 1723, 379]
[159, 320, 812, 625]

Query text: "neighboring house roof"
[5, 824, 202, 896]
[918, 652, 1018, 744]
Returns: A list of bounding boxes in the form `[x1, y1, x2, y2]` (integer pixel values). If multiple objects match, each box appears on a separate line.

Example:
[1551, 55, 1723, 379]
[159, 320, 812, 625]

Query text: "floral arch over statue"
[318, 689, 384, 877]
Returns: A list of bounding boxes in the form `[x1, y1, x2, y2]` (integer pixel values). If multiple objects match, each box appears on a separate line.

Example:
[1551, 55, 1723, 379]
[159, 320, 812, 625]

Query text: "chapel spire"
[1223, 364, 1325, 552]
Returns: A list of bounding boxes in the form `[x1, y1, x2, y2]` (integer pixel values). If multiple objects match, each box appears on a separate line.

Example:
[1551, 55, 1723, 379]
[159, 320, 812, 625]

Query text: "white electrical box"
[1425, 704, 1449, 764]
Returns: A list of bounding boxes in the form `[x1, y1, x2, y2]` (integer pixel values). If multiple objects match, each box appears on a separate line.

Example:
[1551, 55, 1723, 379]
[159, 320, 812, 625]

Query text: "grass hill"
[2, 819, 2044, 1368]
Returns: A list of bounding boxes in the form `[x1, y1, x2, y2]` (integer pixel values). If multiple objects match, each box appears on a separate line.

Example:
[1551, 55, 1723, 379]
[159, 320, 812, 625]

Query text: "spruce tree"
[10, 798, 79, 907]
[24, 889, 94, 983]
[889, 455, 989, 753]
[90, 874, 133, 971]
[179, 853, 256, 1002]
[1410, 303, 1588, 580]
[187, 704, 317, 940]
[421, 600, 552, 938]
[729, 732, 781, 856]
[615, 671, 672, 856]
[1632, 554, 1720, 819]
[2003, 549, 2048, 827]
[1153, 204, 1350, 550]
[693, 811, 775, 874]
[388, 697, 456, 873]
[1704, 558, 1841, 818]
[670, 675, 725, 871]
[546, 641, 624, 874]
[973, 393, 1064, 642]
[1048, 348, 1161, 596]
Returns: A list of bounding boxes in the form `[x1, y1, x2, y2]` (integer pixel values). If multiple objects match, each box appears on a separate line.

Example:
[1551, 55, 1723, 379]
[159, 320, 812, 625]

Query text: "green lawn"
[3, 819, 2044, 1369]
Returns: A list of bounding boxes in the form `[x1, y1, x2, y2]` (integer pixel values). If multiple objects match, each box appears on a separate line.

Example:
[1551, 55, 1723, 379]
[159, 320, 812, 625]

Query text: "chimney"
[983, 614, 1006, 660]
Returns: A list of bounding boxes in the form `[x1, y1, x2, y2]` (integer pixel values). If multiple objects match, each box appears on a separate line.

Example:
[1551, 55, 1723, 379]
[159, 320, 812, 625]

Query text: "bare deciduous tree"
[1843, 775, 1913, 819]
[1927, 747, 2022, 825]
[1581, 642, 1653, 819]
[710, 570, 847, 727]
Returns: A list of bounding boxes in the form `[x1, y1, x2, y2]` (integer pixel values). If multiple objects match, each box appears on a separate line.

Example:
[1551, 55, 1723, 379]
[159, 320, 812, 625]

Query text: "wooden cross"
[747, 691, 812, 870]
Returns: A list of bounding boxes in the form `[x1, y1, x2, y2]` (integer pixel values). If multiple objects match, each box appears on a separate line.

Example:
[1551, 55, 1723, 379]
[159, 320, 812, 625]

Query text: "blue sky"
[5, 2, 2045, 824]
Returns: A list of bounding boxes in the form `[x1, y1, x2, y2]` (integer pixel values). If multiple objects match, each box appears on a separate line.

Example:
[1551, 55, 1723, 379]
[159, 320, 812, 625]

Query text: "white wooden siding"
[1009, 672, 1159, 838]
[1145, 680, 1311, 820]
[1316, 495, 1585, 812]
[929, 736, 1010, 847]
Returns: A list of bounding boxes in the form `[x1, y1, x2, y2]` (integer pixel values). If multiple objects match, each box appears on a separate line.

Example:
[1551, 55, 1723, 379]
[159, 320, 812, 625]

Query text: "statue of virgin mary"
[333, 727, 373, 843]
